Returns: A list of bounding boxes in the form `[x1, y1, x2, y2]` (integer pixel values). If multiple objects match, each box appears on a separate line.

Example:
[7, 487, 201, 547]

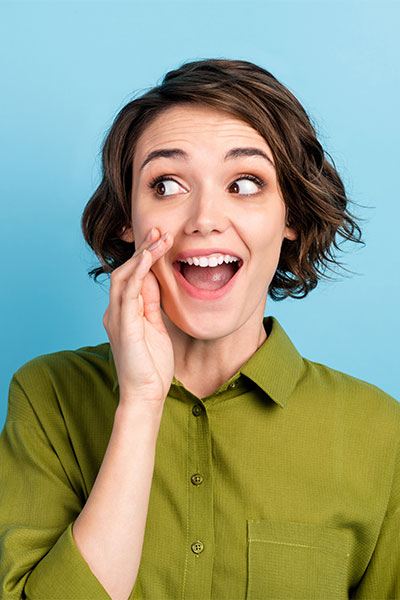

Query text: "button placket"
[183, 403, 214, 598]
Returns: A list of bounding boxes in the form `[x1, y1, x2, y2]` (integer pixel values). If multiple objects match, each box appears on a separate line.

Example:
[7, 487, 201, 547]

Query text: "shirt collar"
[240, 316, 304, 408]
[109, 316, 304, 408]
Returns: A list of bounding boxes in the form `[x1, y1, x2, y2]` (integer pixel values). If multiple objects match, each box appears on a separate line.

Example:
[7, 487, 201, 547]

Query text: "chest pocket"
[246, 519, 351, 600]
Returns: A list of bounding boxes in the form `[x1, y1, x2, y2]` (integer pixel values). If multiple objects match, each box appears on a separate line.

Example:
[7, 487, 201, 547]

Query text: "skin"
[120, 104, 297, 398]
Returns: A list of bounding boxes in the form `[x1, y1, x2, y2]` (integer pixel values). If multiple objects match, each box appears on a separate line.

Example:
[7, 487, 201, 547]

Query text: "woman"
[1, 58, 399, 600]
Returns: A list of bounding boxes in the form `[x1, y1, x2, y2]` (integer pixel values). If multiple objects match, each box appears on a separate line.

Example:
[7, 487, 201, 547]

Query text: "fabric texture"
[1, 316, 399, 600]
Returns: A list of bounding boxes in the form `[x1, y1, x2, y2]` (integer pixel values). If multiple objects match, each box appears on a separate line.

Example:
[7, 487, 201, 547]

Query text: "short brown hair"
[81, 58, 363, 300]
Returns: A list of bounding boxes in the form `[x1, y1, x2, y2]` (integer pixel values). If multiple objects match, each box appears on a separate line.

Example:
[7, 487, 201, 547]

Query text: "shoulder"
[294, 359, 400, 485]
[8, 343, 114, 423]
[300, 357, 400, 431]
[13, 342, 112, 387]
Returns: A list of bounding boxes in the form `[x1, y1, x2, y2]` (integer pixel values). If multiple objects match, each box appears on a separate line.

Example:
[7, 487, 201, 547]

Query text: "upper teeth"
[177, 254, 240, 267]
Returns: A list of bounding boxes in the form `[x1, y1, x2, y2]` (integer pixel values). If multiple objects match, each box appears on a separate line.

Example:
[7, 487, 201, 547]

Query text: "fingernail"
[145, 227, 155, 241]
[148, 237, 162, 250]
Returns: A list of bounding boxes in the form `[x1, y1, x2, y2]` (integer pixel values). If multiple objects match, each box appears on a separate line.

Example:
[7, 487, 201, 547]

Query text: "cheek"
[149, 262, 169, 295]
[242, 211, 286, 251]
[132, 206, 149, 243]
[133, 203, 177, 243]
[132, 207, 162, 246]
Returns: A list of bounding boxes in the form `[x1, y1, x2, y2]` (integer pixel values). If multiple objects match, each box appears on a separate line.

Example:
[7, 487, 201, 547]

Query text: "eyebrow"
[139, 146, 275, 172]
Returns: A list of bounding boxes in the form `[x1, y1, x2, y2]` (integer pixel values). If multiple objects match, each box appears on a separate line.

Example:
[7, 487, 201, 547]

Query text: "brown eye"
[149, 177, 185, 197]
[155, 182, 166, 195]
[229, 176, 262, 195]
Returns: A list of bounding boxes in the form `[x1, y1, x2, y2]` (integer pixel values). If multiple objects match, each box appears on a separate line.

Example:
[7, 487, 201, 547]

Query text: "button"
[191, 541, 204, 554]
[191, 473, 204, 486]
[192, 404, 203, 416]
[228, 381, 238, 390]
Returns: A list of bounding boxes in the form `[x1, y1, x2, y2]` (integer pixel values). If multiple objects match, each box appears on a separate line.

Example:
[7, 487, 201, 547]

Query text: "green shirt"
[1, 316, 400, 600]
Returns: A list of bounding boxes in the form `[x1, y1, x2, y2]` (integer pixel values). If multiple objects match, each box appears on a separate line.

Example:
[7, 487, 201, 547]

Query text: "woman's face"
[125, 104, 296, 340]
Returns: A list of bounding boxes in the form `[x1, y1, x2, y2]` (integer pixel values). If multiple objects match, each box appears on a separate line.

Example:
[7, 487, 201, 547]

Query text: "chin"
[162, 305, 238, 341]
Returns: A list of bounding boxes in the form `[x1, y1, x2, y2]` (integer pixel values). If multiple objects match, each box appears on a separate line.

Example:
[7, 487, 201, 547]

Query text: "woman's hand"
[103, 227, 175, 408]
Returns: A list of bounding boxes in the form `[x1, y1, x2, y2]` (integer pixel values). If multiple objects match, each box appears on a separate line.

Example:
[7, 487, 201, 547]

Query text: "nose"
[182, 184, 230, 236]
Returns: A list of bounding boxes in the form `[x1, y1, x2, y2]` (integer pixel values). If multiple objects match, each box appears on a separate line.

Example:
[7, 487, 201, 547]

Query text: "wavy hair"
[81, 58, 363, 300]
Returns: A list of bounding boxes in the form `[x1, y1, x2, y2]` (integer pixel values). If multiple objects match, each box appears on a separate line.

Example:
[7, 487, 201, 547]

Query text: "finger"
[109, 231, 170, 318]
[112, 229, 170, 303]
[110, 227, 161, 287]
[119, 233, 173, 340]
[119, 249, 153, 344]
[142, 284, 163, 329]
[107, 227, 161, 338]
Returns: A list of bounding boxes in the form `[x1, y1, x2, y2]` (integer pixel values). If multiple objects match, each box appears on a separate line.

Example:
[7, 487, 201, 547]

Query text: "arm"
[71, 399, 163, 600]
[0, 376, 112, 600]
[351, 440, 400, 599]
[1, 226, 174, 600]
[0, 376, 162, 600]
[71, 228, 175, 600]
[351, 508, 400, 599]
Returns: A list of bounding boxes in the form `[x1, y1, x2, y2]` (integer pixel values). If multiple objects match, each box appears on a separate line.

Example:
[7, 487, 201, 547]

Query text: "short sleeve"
[351, 436, 400, 599]
[0, 375, 111, 599]
[351, 509, 400, 598]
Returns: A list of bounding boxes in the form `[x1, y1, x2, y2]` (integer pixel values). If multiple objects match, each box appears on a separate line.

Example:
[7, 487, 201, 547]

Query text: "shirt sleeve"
[351, 509, 400, 599]
[351, 439, 400, 599]
[0, 375, 112, 600]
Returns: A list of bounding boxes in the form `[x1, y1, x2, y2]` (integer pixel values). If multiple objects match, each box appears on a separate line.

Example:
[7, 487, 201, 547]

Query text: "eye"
[229, 174, 265, 195]
[148, 173, 266, 198]
[148, 175, 186, 197]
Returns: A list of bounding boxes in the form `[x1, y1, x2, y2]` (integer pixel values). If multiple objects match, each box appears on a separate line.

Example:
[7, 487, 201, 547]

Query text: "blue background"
[1, 0, 399, 428]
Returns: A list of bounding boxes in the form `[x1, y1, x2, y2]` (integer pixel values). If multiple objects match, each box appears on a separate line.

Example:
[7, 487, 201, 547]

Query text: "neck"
[161, 308, 268, 398]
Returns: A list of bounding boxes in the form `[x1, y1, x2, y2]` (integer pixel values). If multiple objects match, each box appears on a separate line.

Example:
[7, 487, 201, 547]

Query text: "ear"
[119, 226, 135, 243]
[284, 224, 298, 241]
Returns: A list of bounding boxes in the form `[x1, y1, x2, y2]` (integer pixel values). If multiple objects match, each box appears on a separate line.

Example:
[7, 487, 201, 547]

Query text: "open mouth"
[173, 259, 243, 291]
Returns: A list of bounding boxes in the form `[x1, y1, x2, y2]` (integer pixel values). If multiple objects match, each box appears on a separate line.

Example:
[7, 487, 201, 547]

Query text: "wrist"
[115, 395, 165, 422]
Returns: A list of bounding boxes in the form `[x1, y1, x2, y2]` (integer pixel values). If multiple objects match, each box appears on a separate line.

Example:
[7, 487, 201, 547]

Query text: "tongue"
[181, 263, 237, 290]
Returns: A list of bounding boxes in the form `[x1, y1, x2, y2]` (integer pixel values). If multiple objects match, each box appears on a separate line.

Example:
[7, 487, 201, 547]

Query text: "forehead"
[134, 104, 269, 152]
